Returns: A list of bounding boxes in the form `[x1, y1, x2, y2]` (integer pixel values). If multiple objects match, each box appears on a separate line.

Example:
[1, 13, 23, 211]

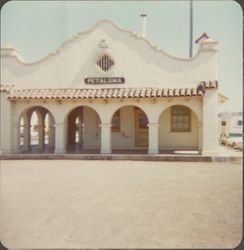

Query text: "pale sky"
[1, 0, 242, 112]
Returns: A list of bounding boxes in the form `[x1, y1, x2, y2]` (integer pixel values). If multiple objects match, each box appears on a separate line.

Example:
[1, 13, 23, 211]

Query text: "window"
[237, 120, 242, 126]
[138, 112, 148, 129]
[96, 53, 114, 72]
[221, 121, 226, 126]
[112, 111, 120, 132]
[171, 106, 191, 132]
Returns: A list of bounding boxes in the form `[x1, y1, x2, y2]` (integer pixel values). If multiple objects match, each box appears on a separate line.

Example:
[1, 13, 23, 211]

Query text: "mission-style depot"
[0, 19, 221, 155]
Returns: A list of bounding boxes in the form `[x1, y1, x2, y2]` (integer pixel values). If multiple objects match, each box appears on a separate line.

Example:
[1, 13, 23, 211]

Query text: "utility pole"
[189, 0, 193, 58]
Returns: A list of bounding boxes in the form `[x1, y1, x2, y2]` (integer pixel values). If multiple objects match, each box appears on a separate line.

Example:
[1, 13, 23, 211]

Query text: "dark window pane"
[139, 113, 148, 129]
[221, 121, 226, 126]
[171, 106, 190, 131]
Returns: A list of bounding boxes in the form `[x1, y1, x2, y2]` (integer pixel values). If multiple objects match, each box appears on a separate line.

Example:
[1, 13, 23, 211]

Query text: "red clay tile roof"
[2, 80, 218, 100]
[0, 84, 15, 93]
[200, 80, 218, 88]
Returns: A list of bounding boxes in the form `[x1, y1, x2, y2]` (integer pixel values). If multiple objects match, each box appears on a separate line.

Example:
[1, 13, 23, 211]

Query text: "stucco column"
[38, 125, 45, 149]
[12, 122, 20, 153]
[23, 124, 31, 151]
[54, 123, 67, 154]
[148, 123, 159, 154]
[48, 125, 55, 148]
[48, 114, 55, 148]
[77, 124, 83, 145]
[0, 93, 12, 154]
[202, 89, 218, 155]
[197, 122, 202, 153]
[100, 123, 112, 154]
[38, 112, 46, 149]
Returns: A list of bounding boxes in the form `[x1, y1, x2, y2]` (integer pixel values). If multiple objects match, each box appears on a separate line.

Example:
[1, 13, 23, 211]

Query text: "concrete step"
[0, 153, 242, 163]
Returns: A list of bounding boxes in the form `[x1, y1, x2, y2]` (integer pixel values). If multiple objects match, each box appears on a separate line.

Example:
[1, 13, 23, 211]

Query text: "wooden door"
[135, 108, 148, 147]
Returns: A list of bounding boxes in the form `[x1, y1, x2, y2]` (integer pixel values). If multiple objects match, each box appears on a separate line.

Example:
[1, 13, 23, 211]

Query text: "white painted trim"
[1, 20, 207, 65]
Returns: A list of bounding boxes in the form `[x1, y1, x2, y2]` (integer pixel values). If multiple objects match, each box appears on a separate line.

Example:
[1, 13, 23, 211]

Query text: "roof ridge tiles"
[5, 82, 217, 99]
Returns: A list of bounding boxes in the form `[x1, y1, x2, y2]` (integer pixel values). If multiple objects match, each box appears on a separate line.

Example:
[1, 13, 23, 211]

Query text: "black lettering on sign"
[84, 77, 125, 84]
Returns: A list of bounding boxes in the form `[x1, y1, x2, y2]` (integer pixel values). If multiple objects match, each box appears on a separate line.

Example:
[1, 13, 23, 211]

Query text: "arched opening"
[30, 111, 40, 146]
[66, 106, 101, 153]
[19, 106, 55, 153]
[43, 112, 55, 148]
[158, 105, 199, 153]
[111, 106, 149, 153]
[20, 117, 24, 147]
[44, 113, 49, 145]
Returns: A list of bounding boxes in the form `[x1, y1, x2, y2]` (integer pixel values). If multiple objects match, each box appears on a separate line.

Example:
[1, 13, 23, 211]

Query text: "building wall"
[83, 107, 101, 149]
[1, 21, 218, 90]
[159, 108, 198, 149]
[111, 106, 136, 149]
[0, 93, 12, 153]
[202, 89, 218, 154]
[0, 96, 205, 153]
[0, 20, 219, 154]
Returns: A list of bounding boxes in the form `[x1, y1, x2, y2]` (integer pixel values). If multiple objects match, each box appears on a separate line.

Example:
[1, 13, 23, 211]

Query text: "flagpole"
[189, 0, 193, 58]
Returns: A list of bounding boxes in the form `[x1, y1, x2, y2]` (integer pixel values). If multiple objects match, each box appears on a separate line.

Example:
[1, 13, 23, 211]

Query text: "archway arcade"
[15, 102, 201, 155]
[19, 106, 55, 153]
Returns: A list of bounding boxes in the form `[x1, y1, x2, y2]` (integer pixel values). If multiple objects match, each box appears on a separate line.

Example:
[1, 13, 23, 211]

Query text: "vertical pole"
[189, 0, 193, 58]
[141, 14, 147, 38]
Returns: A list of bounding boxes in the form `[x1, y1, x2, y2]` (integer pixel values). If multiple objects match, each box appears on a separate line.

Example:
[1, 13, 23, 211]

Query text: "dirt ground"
[0, 160, 242, 249]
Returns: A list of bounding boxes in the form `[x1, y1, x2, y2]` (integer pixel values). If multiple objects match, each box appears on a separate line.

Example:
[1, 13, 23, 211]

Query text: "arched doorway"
[158, 105, 199, 152]
[20, 116, 25, 147]
[66, 106, 101, 153]
[111, 106, 149, 153]
[44, 112, 55, 149]
[30, 111, 40, 147]
[19, 106, 55, 153]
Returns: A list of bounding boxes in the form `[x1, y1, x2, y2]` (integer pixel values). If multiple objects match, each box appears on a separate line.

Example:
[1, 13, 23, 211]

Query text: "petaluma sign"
[84, 77, 125, 84]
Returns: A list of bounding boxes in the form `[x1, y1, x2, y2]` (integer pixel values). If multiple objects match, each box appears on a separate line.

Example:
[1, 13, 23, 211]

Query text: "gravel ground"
[0, 160, 242, 249]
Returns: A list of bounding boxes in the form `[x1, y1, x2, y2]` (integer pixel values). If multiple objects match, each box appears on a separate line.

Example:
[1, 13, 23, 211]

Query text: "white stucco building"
[0, 19, 220, 155]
